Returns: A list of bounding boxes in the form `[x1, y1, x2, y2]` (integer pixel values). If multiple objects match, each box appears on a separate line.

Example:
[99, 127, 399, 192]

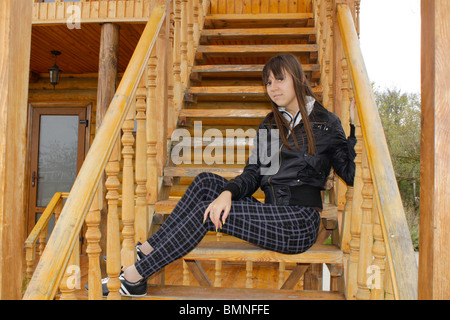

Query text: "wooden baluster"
[370, 200, 386, 299]
[278, 262, 286, 289]
[25, 245, 36, 279]
[147, 51, 158, 233]
[246, 261, 253, 288]
[187, 0, 194, 68]
[121, 101, 136, 268]
[193, 0, 200, 49]
[214, 260, 222, 287]
[105, 141, 122, 300]
[183, 260, 190, 285]
[346, 110, 363, 299]
[85, 185, 103, 300]
[167, 6, 176, 135]
[135, 82, 148, 244]
[214, 231, 223, 287]
[180, 0, 188, 86]
[356, 149, 374, 300]
[355, 0, 361, 38]
[172, 1, 183, 123]
[59, 236, 80, 300]
[38, 227, 48, 257]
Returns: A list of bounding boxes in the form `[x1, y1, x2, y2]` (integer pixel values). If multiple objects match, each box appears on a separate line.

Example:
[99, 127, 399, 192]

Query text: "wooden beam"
[0, 0, 33, 300]
[419, 0, 450, 300]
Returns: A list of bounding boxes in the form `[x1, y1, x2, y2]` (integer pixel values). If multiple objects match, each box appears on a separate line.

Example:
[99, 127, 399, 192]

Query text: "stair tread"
[156, 199, 337, 220]
[140, 285, 345, 300]
[186, 85, 322, 95]
[205, 13, 314, 21]
[202, 27, 316, 37]
[164, 166, 244, 178]
[198, 44, 318, 53]
[185, 242, 343, 264]
[179, 108, 270, 118]
[192, 64, 320, 73]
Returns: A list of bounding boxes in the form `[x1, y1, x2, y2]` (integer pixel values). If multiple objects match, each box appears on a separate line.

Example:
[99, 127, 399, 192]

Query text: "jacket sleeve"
[330, 118, 356, 186]
[222, 123, 265, 200]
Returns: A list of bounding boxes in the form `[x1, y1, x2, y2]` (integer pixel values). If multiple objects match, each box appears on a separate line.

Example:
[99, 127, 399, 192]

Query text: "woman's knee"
[193, 172, 228, 187]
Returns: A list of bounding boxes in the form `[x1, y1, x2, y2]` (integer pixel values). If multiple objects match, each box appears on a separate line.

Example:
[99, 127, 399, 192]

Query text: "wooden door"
[27, 106, 90, 235]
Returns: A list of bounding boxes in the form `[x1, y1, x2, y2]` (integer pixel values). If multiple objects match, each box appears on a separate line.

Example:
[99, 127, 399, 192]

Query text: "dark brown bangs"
[262, 56, 286, 86]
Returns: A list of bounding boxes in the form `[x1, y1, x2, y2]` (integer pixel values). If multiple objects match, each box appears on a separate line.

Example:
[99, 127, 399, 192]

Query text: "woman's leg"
[132, 179, 320, 279]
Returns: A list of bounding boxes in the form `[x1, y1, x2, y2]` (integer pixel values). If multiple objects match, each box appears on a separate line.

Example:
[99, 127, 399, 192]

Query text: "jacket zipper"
[267, 131, 290, 205]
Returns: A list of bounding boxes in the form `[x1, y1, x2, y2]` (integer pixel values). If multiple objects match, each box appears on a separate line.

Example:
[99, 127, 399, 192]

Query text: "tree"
[375, 87, 421, 249]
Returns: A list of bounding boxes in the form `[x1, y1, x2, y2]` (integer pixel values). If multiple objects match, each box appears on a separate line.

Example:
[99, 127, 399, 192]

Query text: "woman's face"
[265, 69, 298, 114]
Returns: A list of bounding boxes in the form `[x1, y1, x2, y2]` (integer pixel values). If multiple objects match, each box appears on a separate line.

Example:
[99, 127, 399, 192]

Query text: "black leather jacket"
[223, 102, 356, 209]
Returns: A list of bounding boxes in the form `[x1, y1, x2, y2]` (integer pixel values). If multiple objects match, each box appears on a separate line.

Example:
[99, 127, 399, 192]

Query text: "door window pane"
[36, 115, 79, 207]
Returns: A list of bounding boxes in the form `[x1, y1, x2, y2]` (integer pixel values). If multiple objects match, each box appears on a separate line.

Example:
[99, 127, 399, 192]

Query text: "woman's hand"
[350, 97, 356, 124]
[203, 191, 232, 231]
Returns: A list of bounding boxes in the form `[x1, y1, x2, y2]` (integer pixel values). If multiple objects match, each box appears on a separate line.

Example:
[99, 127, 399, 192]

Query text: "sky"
[359, 0, 421, 94]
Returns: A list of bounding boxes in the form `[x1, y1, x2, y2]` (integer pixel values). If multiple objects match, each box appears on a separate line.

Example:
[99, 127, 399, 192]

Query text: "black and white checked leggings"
[135, 172, 320, 279]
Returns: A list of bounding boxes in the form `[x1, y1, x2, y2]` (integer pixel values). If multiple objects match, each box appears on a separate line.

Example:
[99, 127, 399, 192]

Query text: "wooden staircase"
[24, 1, 419, 301]
[149, 10, 344, 300]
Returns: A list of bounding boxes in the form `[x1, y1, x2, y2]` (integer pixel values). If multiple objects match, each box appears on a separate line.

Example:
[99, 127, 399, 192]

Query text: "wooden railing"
[24, 0, 210, 300]
[23, 4, 167, 300]
[334, 3, 418, 299]
[24, 192, 68, 279]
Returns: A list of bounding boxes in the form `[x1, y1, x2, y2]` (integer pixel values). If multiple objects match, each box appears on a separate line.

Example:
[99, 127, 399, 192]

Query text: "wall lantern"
[49, 50, 61, 89]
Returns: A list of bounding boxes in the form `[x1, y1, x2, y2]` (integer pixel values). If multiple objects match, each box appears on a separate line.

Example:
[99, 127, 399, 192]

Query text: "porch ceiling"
[30, 22, 145, 75]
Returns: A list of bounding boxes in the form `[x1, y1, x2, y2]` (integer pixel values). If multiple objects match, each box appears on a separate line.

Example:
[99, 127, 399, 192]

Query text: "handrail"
[24, 192, 64, 250]
[336, 4, 418, 300]
[23, 4, 166, 300]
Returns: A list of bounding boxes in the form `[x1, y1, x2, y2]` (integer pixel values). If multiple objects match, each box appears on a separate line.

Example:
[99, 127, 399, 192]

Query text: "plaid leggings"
[135, 172, 320, 279]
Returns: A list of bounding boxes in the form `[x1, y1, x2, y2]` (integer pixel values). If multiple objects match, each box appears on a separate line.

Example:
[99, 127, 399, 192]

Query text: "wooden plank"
[156, 199, 338, 218]
[179, 108, 270, 118]
[187, 85, 321, 95]
[0, 0, 33, 300]
[192, 64, 320, 73]
[164, 166, 244, 178]
[419, 0, 450, 300]
[185, 242, 343, 264]
[143, 285, 345, 300]
[201, 27, 316, 37]
[198, 44, 318, 53]
[205, 13, 314, 21]
[184, 260, 213, 287]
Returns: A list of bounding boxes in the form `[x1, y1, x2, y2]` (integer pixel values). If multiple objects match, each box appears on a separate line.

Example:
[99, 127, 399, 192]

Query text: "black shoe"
[85, 273, 148, 297]
[103, 242, 146, 262]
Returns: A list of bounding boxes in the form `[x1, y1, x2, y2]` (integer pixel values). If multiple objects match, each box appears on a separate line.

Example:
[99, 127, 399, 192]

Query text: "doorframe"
[26, 102, 92, 235]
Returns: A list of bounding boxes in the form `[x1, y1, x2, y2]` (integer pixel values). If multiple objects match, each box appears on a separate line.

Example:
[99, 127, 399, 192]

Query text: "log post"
[419, 0, 450, 300]
[0, 0, 32, 300]
[95, 22, 120, 274]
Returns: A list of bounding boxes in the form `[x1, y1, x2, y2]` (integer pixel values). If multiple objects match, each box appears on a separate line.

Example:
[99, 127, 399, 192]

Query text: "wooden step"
[179, 108, 270, 119]
[185, 242, 343, 264]
[164, 166, 244, 178]
[156, 199, 337, 219]
[197, 44, 318, 55]
[141, 285, 345, 300]
[205, 13, 315, 29]
[192, 64, 320, 74]
[186, 85, 322, 96]
[201, 27, 316, 38]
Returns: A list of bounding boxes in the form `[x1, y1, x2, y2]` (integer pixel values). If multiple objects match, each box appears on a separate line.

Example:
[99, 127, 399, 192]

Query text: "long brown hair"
[262, 54, 317, 155]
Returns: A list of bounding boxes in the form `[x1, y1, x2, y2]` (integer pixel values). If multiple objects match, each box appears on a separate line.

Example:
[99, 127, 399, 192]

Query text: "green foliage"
[374, 87, 421, 250]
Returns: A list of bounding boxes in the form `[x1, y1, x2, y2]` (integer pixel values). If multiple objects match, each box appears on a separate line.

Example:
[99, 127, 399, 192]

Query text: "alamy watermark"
[66, 5, 81, 30]
[170, 121, 280, 175]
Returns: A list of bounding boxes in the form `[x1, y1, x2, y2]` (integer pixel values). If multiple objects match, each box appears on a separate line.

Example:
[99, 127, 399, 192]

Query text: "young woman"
[93, 54, 356, 297]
